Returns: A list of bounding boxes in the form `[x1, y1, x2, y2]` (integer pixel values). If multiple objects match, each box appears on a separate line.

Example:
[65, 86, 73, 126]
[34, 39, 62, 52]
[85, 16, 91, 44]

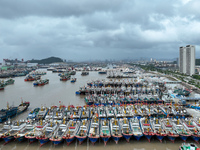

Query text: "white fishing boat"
[129, 117, 143, 141]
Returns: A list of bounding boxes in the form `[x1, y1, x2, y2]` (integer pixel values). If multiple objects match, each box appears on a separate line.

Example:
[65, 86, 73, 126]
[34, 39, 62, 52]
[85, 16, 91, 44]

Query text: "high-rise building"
[179, 45, 195, 76]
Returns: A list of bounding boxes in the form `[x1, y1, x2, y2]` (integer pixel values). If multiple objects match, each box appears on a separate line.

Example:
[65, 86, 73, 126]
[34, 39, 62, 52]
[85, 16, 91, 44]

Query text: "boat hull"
[100, 135, 111, 145]
[89, 136, 99, 145]
[123, 134, 133, 142]
[65, 136, 76, 145]
[133, 134, 143, 141]
[112, 135, 122, 144]
[37, 138, 49, 147]
[76, 136, 87, 144]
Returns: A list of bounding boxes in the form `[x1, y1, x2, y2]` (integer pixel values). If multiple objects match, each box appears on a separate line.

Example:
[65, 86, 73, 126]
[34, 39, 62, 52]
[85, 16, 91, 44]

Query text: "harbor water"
[0, 70, 200, 150]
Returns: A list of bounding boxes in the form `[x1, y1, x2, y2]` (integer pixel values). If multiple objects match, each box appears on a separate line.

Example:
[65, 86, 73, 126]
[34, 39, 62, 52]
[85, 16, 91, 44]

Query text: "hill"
[28, 57, 64, 64]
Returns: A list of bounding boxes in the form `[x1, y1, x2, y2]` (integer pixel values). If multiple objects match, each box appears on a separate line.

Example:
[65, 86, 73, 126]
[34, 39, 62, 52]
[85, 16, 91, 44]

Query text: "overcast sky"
[0, 0, 200, 61]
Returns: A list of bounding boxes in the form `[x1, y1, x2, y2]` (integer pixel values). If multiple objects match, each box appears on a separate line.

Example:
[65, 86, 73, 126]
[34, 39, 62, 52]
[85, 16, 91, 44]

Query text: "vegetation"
[27, 57, 63, 64]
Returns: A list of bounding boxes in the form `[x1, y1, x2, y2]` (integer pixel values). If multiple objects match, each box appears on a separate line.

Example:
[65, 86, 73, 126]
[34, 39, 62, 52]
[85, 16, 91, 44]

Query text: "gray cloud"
[0, 0, 200, 61]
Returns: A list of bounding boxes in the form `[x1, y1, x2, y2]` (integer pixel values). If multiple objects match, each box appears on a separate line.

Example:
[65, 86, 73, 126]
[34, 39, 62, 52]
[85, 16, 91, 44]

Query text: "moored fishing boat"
[88, 116, 100, 145]
[161, 118, 179, 143]
[50, 119, 68, 145]
[110, 118, 122, 144]
[0, 121, 12, 139]
[183, 119, 200, 143]
[81, 105, 90, 119]
[129, 117, 143, 141]
[75, 119, 90, 144]
[150, 118, 166, 142]
[27, 108, 40, 119]
[63, 119, 80, 145]
[36, 121, 58, 147]
[120, 118, 133, 142]
[106, 105, 115, 118]
[17, 101, 30, 115]
[14, 120, 34, 142]
[171, 118, 191, 142]
[100, 119, 111, 145]
[140, 117, 155, 142]
[0, 103, 18, 123]
[36, 106, 49, 120]
[25, 119, 48, 144]
[2, 120, 26, 145]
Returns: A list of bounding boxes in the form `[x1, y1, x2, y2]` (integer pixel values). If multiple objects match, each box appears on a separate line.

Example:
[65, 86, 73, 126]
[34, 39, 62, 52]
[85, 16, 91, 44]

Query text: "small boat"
[110, 118, 122, 144]
[120, 118, 133, 142]
[140, 117, 155, 142]
[25, 120, 48, 144]
[129, 117, 143, 141]
[171, 118, 191, 142]
[3, 120, 26, 145]
[81, 71, 89, 76]
[150, 118, 167, 142]
[17, 101, 30, 115]
[88, 116, 100, 145]
[71, 78, 77, 83]
[161, 118, 179, 143]
[14, 121, 34, 142]
[36, 121, 58, 147]
[75, 119, 90, 144]
[179, 143, 199, 150]
[50, 119, 68, 145]
[63, 120, 80, 145]
[60, 75, 70, 81]
[100, 119, 111, 145]
[183, 119, 200, 143]
[5, 79, 15, 85]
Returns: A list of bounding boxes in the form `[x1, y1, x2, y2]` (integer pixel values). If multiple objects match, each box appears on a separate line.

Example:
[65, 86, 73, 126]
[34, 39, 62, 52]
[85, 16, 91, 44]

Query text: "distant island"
[27, 57, 64, 64]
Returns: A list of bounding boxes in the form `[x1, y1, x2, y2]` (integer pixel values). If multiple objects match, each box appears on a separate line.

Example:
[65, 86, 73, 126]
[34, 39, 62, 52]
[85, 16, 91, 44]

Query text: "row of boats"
[1, 115, 200, 146]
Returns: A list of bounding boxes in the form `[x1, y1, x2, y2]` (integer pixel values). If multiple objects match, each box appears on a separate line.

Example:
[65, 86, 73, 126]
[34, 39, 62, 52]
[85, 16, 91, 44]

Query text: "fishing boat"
[0, 121, 12, 139]
[129, 117, 143, 141]
[75, 119, 90, 144]
[81, 71, 89, 76]
[88, 116, 100, 145]
[140, 117, 155, 142]
[24, 75, 40, 81]
[3, 120, 26, 145]
[14, 120, 34, 142]
[81, 105, 90, 119]
[17, 101, 30, 115]
[50, 119, 68, 145]
[161, 118, 179, 143]
[106, 105, 115, 118]
[90, 105, 99, 119]
[71, 78, 77, 83]
[25, 119, 48, 144]
[0, 82, 5, 90]
[36, 121, 58, 147]
[183, 119, 200, 143]
[120, 118, 133, 142]
[100, 119, 111, 145]
[171, 118, 191, 142]
[115, 106, 125, 118]
[63, 120, 80, 145]
[27, 108, 40, 119]
[150, 118, 166, 142]
[98, 105, 107, 119]
[5, 79, 15, 85]
[36, 106, 49, 120]
[0, 103, 18, 123]
[110, 118, 122, 144]
[179, 143, 199, 150]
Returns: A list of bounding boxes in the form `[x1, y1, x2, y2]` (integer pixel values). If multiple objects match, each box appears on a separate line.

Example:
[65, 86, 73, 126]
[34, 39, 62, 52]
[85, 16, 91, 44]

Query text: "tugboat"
[100, 119, 111, 145]
[63, 120, 80, 145]
[88, 116, 100, 145]
[75, 119, 90, 144]
[110, 118, 122, 144]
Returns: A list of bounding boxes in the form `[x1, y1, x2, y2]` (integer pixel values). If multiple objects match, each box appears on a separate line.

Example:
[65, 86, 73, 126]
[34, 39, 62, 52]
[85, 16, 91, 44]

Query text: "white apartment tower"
[179, 45, 195, 76]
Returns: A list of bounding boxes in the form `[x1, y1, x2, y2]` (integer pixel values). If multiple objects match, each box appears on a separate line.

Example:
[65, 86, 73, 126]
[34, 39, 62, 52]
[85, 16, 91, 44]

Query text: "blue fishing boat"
[100, 119, 111, 145]
[110, 118, 122, 144]
[130, 117, 143, 141]
[0, 103, 18, 123]
[63, 120, 80, 145]
[120, 118, 133, 142]
[75, 119, 90, 144]
[88, 116, 100, 145]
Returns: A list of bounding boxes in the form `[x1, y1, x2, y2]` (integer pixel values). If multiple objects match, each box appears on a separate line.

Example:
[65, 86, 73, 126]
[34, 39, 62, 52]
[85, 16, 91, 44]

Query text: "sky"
[0, 0, 200, 62]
